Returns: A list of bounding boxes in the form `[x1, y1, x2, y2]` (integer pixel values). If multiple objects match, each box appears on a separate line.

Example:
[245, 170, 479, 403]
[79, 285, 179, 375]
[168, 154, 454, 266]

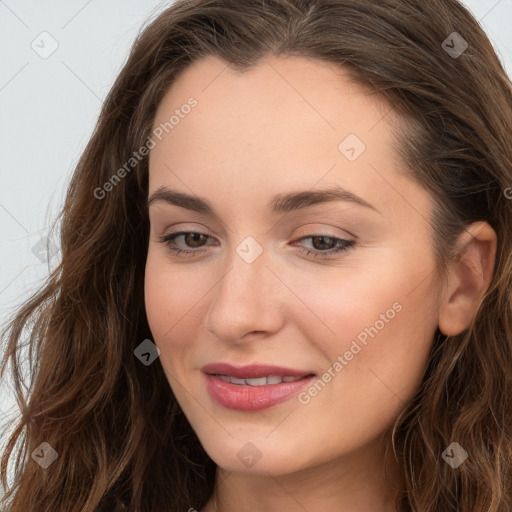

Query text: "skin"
[144, 55, 497, 512]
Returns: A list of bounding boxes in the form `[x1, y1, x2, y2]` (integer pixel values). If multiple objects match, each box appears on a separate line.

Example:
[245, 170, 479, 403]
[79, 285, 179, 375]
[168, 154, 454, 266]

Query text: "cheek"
[144, 251, 216, 377]
[144, 254, 193, 353]
[291, 249, 438, 402]
[291, 252, 428, 335]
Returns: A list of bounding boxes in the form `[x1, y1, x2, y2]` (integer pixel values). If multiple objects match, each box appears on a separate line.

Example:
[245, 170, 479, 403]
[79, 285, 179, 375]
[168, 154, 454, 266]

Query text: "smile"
[213, 374, 307, 385]
[203, 373, 316, 411]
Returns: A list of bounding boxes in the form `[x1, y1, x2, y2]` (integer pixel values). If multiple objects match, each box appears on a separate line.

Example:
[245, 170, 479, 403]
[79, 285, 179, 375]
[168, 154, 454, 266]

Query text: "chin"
[198, 431, 317, 476]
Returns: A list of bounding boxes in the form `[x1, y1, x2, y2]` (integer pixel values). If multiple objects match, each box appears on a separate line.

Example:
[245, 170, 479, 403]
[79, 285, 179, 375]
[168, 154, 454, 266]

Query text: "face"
[144, 55, 442, 476]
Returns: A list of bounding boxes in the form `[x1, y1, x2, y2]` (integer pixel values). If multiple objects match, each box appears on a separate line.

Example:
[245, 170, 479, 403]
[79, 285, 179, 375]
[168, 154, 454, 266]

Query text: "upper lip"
[202, 362, 315, 379]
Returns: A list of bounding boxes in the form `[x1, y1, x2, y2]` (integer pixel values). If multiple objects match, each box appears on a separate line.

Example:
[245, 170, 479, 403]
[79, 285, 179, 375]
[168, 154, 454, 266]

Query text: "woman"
[1, 0, 512, 510]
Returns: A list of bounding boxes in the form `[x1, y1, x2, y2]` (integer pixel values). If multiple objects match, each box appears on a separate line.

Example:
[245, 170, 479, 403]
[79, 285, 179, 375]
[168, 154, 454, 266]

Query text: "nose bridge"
[217, 236, 269, 311]
[206, 236, 280, 341]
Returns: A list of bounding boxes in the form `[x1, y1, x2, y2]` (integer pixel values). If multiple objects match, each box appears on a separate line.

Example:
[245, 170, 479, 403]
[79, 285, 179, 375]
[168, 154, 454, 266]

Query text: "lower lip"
[204, 373, 315, 411]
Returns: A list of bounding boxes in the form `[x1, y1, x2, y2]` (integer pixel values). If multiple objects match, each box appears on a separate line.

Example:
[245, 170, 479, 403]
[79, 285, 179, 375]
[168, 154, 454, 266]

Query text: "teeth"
[215, 374, 305, 386]
[245, 377, 268, 386]
[282, 376, 304, 382]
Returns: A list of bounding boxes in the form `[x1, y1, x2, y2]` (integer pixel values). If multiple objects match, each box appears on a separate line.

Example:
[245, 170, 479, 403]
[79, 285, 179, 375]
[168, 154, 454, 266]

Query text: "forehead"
[152, 54, 390, 137]
[148, 55, 430, 223]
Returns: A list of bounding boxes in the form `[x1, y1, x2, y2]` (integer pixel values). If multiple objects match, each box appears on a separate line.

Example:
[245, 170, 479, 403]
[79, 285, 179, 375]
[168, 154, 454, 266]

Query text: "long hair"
[1, 1, 512, 510]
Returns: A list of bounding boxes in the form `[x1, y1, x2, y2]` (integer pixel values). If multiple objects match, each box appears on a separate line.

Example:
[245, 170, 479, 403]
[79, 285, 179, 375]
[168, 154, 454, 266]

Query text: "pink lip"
[201, 362, 316, 411]
[201, 362, 314, 379]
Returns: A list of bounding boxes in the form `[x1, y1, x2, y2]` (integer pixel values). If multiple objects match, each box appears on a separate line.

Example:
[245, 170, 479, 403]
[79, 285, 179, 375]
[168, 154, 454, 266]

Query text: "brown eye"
[182, 232, 208, 248]
[294, 235, 355, 259]
[309, 236, 338, 251]
[158, 231, 215, 256]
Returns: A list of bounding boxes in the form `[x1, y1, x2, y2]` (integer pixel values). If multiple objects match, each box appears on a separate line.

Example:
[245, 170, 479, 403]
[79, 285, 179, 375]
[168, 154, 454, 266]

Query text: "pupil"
[186, 233, 205, 248]
[313, 236, 334, 250]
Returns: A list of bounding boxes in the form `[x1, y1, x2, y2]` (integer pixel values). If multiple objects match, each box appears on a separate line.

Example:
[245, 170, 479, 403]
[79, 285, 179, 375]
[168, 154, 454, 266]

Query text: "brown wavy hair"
[1, 0, 512, 510]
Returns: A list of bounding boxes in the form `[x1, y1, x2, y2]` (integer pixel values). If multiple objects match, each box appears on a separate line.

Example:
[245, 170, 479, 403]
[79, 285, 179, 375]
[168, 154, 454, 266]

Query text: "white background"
[1, 0, 511, 485]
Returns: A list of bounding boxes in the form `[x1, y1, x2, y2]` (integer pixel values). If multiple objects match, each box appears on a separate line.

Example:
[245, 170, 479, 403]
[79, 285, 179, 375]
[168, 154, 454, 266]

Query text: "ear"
[438, 221, 497, 337]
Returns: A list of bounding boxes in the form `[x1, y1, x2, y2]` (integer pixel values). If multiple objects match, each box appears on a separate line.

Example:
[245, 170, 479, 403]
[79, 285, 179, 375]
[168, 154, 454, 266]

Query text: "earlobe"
[438, 221, 497, 337]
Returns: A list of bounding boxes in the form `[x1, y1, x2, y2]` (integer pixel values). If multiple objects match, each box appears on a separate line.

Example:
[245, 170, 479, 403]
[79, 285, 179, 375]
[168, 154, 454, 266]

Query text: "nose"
[205, 240, 284, 344]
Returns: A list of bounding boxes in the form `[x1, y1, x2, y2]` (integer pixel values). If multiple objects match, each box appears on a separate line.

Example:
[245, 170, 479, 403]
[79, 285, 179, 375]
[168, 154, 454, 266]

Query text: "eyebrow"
[146, 185, 379, 215]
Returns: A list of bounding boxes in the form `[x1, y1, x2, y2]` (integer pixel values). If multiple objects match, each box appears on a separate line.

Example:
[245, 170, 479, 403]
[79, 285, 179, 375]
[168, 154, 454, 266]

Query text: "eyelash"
[157, 231, 355, 259]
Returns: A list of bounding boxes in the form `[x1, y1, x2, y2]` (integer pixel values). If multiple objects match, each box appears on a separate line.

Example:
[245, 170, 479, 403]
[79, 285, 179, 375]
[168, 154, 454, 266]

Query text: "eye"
[158, 231, 214, 256]
[292, 235, 355, 259]
[157, 231, 355, 259]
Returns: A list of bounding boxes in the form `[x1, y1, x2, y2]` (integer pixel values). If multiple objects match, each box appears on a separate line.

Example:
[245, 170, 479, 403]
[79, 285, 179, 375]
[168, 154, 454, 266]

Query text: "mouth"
[201, 363, 317, 411]
[201, 361, 315, 380]
[208, 374, 314, 386]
